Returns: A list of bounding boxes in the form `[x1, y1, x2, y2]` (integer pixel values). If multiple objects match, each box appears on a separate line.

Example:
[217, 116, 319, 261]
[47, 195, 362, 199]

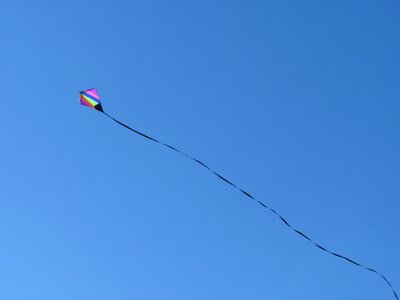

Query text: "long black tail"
[103, 111, 398, 300]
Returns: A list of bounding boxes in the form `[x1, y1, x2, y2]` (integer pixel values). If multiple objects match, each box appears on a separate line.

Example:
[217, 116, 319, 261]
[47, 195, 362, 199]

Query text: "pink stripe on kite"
[85, 89, 99, 100]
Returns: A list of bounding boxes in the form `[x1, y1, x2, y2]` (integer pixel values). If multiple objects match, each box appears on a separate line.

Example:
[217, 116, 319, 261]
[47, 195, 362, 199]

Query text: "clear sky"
[0, 1, 399, 299]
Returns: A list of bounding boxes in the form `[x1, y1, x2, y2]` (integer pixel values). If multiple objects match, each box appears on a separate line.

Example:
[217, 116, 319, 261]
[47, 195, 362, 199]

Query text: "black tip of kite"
[95, 103, 104, 113]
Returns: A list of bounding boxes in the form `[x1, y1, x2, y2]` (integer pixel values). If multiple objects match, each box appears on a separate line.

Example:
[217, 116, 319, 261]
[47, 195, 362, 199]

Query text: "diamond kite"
[79, 88, 103, 112]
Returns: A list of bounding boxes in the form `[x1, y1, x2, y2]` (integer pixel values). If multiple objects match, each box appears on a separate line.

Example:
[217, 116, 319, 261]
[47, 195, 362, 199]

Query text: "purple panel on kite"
[85, 88, 100, 100]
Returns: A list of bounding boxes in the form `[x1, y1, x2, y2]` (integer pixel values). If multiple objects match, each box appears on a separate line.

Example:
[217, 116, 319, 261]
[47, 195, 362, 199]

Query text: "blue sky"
[0, 0, 399, 299]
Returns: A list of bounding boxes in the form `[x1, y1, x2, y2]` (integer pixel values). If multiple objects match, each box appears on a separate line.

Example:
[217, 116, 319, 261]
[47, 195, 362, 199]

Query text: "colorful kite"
[80, 88, 398, 300]
[79, 88, 103, 112]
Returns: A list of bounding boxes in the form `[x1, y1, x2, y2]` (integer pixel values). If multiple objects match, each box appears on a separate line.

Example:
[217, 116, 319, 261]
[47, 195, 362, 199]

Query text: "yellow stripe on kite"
[82, 95, 99, 107]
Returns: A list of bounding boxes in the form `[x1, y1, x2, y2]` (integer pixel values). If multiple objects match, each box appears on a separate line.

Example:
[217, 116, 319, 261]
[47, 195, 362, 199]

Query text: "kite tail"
[102, 111, 398, 300]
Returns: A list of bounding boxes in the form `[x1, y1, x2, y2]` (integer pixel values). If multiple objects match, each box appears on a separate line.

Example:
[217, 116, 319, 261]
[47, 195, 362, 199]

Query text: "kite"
[79, 88, 398, 299]
[79, 88, 103, 112]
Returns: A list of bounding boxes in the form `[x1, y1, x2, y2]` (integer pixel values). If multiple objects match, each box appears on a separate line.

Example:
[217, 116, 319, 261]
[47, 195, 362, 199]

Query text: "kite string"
[103, 112, 398, 300]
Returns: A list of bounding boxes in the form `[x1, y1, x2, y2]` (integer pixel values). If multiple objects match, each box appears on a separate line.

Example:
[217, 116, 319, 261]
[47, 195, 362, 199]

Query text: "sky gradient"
[0, 1, 399, 299]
